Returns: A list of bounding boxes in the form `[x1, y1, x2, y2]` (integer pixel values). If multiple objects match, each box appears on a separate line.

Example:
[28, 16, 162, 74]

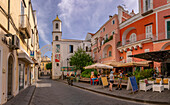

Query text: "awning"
[18, 50, 34, 64]
[84, 63, 113, 69]
[104, 61, 125, 67]
[117, 61, 151, 67]
[129, 50, 170, 62]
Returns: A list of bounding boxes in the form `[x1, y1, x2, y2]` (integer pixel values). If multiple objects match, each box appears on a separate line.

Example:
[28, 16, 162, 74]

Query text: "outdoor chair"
[90, 78, 98, 85]
[162, 78, 170, 90]
[154, 78, 162, 84]
[139, 79, 152, 92]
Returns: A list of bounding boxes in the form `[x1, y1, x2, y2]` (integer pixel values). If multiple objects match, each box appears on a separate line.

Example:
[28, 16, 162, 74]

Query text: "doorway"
[19, 64, 24, 90]
[166, 63, 170, 77]
[8, 55, 13, 98]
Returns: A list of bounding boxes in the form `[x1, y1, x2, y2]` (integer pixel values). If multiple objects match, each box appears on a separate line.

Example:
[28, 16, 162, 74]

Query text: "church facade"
[52, 16, 91, 79]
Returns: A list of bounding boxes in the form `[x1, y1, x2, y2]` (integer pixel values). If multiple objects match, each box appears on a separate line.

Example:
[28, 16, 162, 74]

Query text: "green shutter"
[167, 21, 170, 39]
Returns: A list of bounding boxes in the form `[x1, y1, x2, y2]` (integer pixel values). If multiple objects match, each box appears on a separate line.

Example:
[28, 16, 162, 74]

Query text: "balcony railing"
[19, 15, 31, 39]
[117, 32, 168, 48]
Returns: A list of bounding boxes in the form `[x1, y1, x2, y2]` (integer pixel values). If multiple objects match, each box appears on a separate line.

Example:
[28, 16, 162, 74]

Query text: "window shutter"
[167, 21, 170, 39]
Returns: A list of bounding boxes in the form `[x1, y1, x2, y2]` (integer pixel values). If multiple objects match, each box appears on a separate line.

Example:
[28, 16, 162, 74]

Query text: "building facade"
[0, 0, 40, 104]
[89, 0, 170, 75]
[40, 56, 51, 75]
[52, 16, 91, 79]
[91, 15, 120, 64]
[117, 0, 170, 74]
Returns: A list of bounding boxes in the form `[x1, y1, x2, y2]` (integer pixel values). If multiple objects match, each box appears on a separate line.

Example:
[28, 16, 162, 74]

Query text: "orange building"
[117, 0, 170, 74]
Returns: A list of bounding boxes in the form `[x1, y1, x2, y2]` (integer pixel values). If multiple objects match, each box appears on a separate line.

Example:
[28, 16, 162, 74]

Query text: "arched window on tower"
[56, 23, 58, 29]
[55, 36, 58, 41]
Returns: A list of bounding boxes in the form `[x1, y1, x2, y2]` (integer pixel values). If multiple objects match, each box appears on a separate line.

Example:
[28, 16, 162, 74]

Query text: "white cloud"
[58, 0, 116, 39]
[32, 0, 52, 45]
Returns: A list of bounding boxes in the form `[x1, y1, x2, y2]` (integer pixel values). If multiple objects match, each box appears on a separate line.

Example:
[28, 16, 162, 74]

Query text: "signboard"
[55, 54, 60, 62]
[56, 44, 60, 53]
[61, 67, 74, 71]
[127, 76, 138, 92]
[101, 77, 108, 87]
[30, 51, 34, 57]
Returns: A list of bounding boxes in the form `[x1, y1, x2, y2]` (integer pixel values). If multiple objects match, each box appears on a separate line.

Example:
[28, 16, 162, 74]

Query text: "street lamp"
[67, 58, 69, 74]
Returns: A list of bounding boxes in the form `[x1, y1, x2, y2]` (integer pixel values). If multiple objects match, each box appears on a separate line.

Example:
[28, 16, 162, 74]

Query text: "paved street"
[30, 77, 147, 105]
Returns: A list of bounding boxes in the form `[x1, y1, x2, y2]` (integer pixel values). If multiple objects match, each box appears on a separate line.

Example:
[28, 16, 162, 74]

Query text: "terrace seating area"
[139, 78, 170, 93]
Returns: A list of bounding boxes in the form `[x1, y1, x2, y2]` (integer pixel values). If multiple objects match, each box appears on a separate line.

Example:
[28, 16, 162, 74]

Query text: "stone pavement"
[58, 79, 170, 105]
[3, 85, 36, 105]
[30, 77, 144, 105]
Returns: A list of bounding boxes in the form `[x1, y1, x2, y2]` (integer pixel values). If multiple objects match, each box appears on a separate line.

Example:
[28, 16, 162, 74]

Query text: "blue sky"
[32, 0, 138, 58]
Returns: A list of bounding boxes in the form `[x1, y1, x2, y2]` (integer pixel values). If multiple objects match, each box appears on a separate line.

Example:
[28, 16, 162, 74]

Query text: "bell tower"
[52, 15, 62, 41]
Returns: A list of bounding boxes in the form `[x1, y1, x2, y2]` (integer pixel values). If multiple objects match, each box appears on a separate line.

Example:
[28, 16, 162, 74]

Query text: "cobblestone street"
[30, 77, 145, 105]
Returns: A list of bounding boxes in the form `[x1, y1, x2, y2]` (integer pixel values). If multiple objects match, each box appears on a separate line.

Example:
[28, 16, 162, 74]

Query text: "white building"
[52, 16, 91, 79]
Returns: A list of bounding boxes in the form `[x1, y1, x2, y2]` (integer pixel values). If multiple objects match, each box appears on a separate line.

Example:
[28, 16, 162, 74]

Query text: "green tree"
[70, 47, 93, 72]
[46, 63, 52, 70]
[46, 63, 52, 78]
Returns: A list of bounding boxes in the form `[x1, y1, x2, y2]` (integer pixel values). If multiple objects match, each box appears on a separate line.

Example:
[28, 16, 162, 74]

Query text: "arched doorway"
[8, 55, 14, 98]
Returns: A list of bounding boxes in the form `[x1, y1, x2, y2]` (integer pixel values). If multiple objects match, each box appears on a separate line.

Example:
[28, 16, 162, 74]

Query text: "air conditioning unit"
[6, 36, 12, 46]
[12, 35, 20, 49]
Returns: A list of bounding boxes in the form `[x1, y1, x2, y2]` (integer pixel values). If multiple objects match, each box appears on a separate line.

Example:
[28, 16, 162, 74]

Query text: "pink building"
[91, 15, 120, 64]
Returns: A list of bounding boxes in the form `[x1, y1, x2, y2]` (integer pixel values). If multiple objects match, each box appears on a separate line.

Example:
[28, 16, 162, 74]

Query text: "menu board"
[129, 76, 138, 92]
[101, 77, 108, 87]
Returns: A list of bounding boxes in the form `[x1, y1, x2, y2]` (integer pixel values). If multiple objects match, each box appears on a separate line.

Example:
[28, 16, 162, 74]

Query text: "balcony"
[103, 35, 113, 45]
[19, 15, 31, 39]
[117, 33, 156, 52]
[117, 32, 169, 52]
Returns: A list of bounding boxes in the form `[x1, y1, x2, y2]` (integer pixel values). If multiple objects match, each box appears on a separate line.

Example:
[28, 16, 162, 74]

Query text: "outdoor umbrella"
[84, 63, 113, 69]
[104, 61, 124, 67]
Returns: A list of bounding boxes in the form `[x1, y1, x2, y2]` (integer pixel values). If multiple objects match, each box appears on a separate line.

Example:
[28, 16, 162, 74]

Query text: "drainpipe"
[8, 0, 10, 30]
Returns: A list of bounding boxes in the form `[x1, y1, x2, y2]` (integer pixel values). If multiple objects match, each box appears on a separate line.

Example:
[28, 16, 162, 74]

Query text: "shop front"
[18, 50, 34, 91]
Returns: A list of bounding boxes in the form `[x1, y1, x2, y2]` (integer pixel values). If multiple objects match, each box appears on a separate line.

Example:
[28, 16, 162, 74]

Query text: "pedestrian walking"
[116, 70, 123, 90]
[109, 71, 114, 91]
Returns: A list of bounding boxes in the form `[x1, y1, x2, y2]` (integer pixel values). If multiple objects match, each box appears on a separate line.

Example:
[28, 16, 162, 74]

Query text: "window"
[166, 20, 170, 39]
[129, 33, 137, 43]
[56, 63, 59, 66]
[55, 36, 58, 41]
[146, 25, 152, 39]
[70, 62, 73, 66]
[21, 1, 25, 15]
[126, 51, 132, 63]
[106, 34, 108, 40]
[103, 27, 105, 32]
[112, 20, 115, 25]
[56, 23, 58, 29]
[144, 49, 150, 52]
[69, 45, 73, 53]
[144, 0, 152, 12]
[56, 44, 60, 53]
[86, 46, 88, 52]
[31, 29, 34, 45]
[20, 1, 25, 25]
[112, 31, 115, 35]
[109, 51, 112, 57]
